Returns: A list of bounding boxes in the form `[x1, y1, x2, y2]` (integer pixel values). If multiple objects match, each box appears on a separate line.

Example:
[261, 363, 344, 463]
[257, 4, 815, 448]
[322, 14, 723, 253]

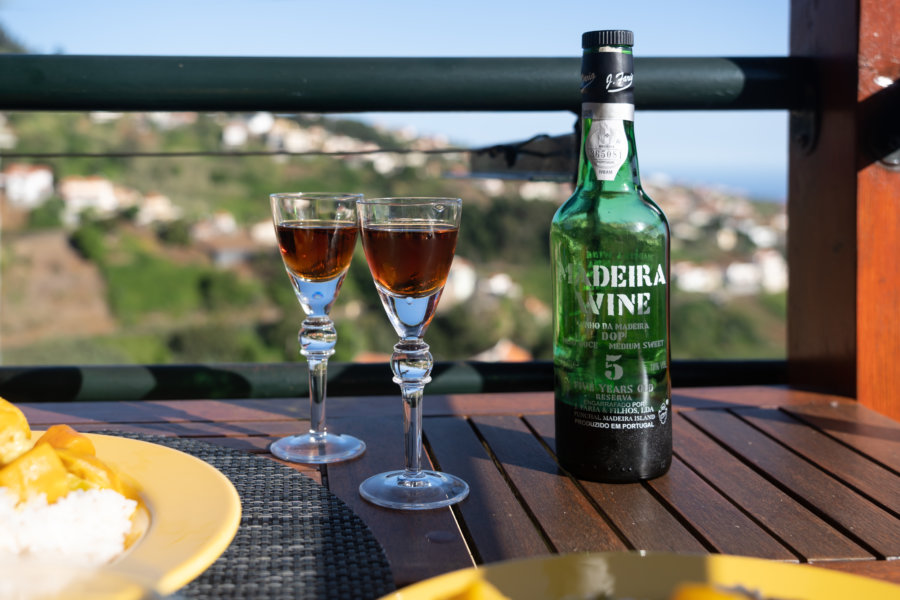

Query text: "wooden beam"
[788, 0, 859, 398]
[856, 0, 900, 419]
[789, 0, 900, 420]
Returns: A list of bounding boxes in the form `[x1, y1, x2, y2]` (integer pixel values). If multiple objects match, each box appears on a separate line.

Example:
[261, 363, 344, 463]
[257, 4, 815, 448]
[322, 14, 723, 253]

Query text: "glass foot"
[359, 469, 469, 510]
[270, 432, 366, 464]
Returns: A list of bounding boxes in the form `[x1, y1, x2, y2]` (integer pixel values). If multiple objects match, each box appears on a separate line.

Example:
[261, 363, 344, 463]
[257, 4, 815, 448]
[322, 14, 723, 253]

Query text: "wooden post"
[789, 0, 900, 420]
[788, 0, 859, 399]
[856, 1, 900, 419]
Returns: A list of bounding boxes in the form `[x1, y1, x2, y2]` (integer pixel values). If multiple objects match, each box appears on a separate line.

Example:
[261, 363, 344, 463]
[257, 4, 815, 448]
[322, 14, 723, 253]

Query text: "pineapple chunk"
[0, 443, 71, 503]
[0, 404, 140, 507]
[0, 396, 31, 465]
[35, 424, 96, 456]
[54, 448, 139, 501]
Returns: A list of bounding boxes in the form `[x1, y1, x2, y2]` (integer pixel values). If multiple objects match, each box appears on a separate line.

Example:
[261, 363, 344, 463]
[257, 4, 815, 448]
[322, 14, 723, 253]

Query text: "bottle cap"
[582, 30, 634, 48]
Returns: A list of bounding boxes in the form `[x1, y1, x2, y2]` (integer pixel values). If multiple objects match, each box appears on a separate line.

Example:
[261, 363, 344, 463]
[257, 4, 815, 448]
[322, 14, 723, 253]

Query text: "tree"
[27, 197, 65, 230]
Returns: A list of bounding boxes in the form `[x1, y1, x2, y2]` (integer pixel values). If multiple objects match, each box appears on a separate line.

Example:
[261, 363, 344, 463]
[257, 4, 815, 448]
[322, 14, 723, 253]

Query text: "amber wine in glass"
[269, 192, 366, 464]
[357, 197, 469, 510]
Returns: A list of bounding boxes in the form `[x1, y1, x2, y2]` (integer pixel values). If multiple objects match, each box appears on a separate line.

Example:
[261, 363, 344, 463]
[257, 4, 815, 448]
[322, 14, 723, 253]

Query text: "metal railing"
[0, 55, 808, 112]
[0, 360, 789, 402]
[0, 54, 805, 400]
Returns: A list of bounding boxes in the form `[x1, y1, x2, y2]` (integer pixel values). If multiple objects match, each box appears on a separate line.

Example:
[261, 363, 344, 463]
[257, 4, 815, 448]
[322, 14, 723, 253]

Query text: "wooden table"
[19, 385, 900, 590]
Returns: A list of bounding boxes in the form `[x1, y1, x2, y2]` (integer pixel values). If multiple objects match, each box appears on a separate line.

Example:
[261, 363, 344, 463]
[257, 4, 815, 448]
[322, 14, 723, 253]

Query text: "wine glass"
[268, 192, 366, 464]
[357, 197, 469, 510]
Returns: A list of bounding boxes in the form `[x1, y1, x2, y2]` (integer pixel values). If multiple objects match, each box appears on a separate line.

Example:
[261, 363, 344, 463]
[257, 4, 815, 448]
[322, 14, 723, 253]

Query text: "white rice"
[0, 486, 137, 566]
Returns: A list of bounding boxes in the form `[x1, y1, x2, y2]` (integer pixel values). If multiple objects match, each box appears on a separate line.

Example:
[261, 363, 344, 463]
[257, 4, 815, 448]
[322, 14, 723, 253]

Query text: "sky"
[0, 0, 790, 199]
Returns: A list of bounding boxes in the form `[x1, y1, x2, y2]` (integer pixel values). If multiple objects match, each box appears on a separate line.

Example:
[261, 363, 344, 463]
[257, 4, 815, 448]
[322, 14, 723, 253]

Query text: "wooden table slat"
[673, 415, 872, 561]
[53, 419, 305, 438]
[784, 402, 900, 472]
[19, 398, 302, 424]
[672, 386, 858, 411]
[526, 413, 710, 555]
[424, 416, 551, 563]
[325, 415, 473, 587]
[471, 415, 629, 554]
[648, 458, 796, 559]
[737, 407, 900, 515]
[684, 409, 900, 559]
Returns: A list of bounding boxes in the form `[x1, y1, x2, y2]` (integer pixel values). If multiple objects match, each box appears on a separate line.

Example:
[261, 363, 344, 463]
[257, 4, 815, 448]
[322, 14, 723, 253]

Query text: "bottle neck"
[576, 44, 641, 193]
[576, 107, 642, 193]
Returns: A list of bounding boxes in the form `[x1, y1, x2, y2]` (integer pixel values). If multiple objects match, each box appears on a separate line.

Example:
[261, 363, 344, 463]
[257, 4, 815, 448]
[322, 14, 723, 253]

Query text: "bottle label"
[585, 119, 628, 181]
[581, 48, 634, 105]
[553, 247, 670, 431]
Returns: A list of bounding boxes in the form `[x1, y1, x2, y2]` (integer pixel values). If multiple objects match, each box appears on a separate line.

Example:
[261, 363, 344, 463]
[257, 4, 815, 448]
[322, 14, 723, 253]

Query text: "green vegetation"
[671, 293, 786, 358]
[0, 110, 786, 366]
[26, 197, 65, 230]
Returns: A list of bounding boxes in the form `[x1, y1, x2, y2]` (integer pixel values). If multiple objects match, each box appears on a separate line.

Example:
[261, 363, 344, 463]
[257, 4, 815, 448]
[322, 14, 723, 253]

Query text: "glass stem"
[401, 383, 425, 475]
[307, 357, 328, 437]
[391, 338, 433, 477]
[300, 316, 337, 439]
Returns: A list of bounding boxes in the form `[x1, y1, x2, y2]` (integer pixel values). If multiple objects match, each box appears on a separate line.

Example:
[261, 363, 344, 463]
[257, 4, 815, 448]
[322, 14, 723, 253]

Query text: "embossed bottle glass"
[269, 192, 366, 464]
[357, 197, 469, 510]
[550, 30, 672, 482]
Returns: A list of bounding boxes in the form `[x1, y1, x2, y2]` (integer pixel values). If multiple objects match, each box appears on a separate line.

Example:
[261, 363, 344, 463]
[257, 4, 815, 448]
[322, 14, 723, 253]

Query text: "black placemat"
[108, 433, 395, 600]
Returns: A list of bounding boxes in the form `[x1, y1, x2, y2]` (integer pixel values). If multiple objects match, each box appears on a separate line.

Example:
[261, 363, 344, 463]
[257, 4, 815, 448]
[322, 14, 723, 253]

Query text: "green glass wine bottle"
[550, 30, 672, 482]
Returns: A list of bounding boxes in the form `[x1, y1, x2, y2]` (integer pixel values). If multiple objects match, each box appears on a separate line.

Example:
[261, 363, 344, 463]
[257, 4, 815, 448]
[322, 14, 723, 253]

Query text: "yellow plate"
[88, 433, 242, 596]
[383, 552, 900, 600]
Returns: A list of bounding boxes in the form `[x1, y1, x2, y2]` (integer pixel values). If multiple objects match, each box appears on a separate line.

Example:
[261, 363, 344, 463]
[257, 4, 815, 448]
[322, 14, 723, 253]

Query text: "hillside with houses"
[0, 111, 787, 365]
